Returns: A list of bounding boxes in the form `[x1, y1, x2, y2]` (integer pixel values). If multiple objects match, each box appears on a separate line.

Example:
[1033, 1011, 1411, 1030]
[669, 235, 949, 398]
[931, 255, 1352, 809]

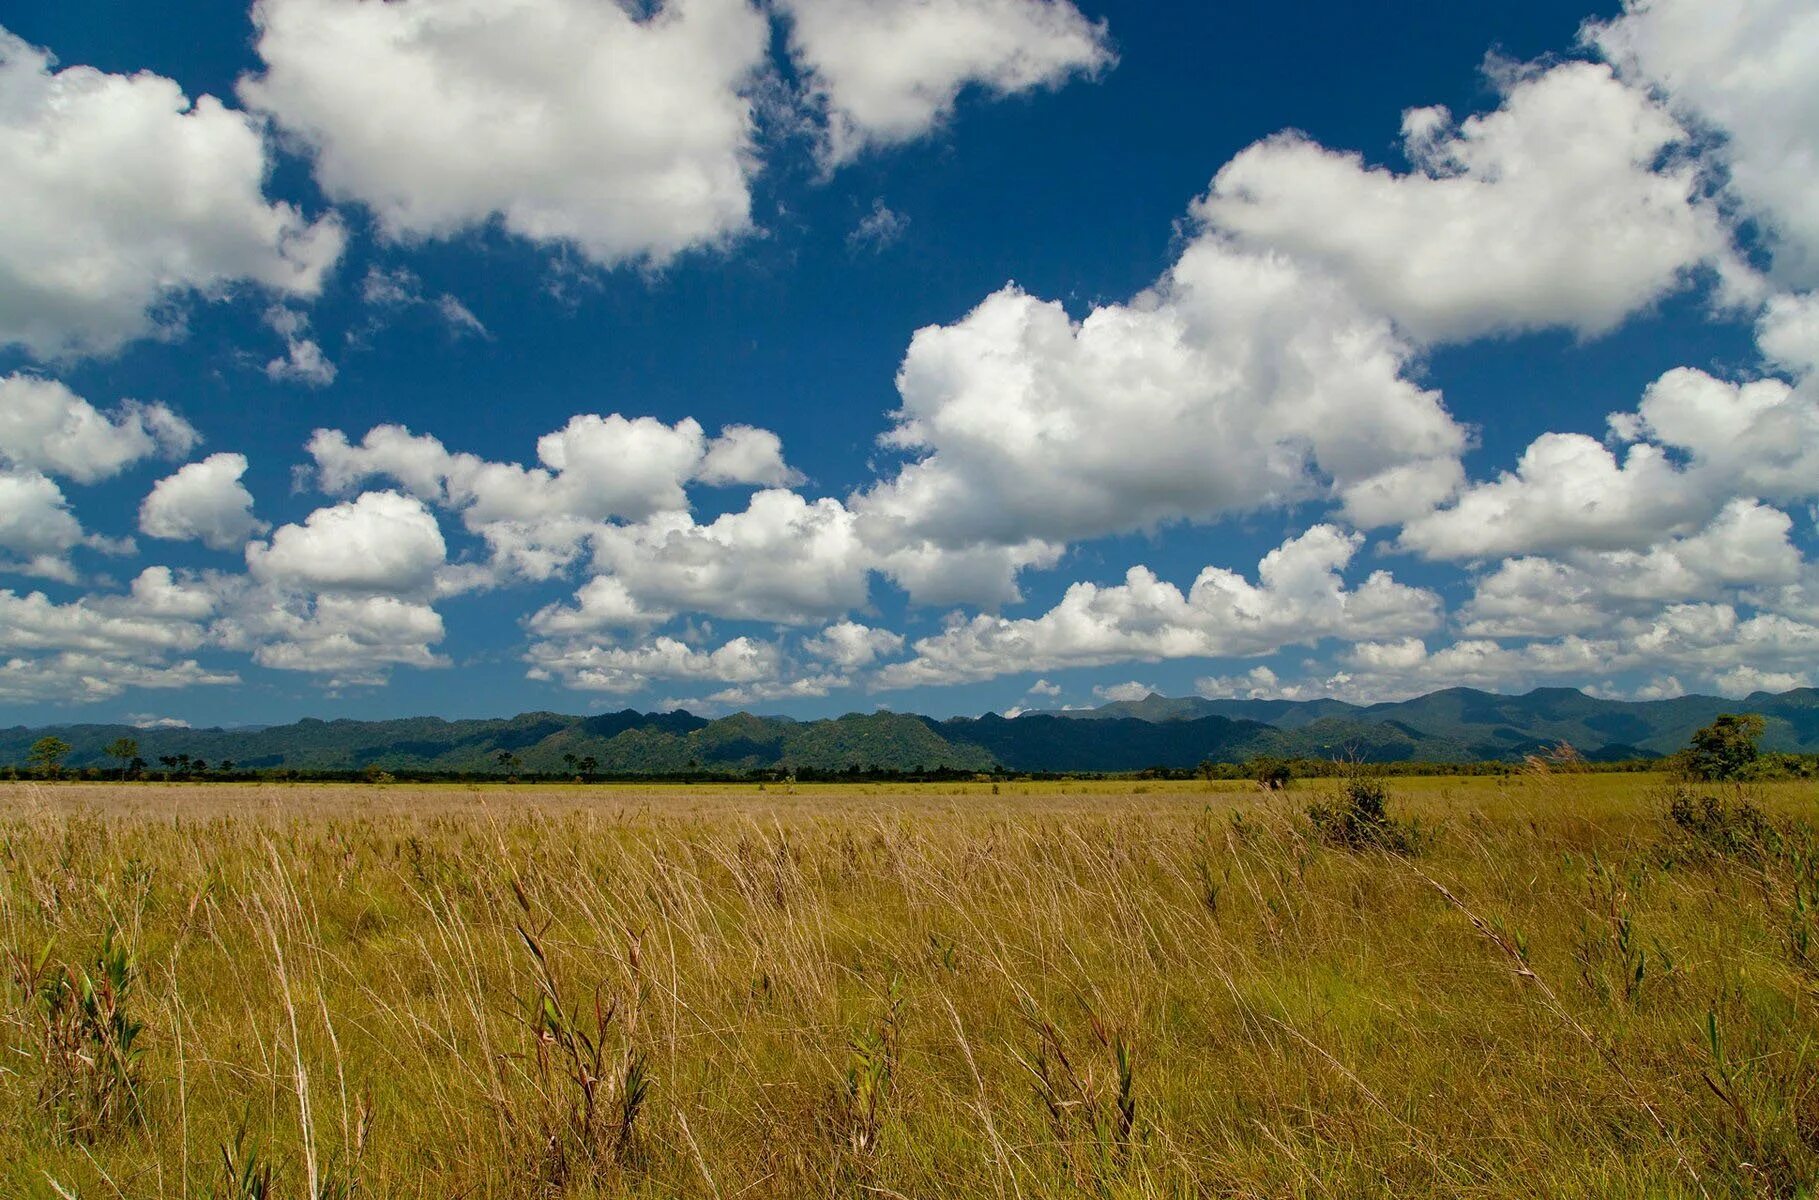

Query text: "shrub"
[1249, 755, 1293, 790]
[1661, 785, 1783, 865]
[1308, 771, 1413, 852]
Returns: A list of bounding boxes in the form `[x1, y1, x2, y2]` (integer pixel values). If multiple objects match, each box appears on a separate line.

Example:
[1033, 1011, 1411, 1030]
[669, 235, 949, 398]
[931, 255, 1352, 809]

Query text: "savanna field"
[2, 773, 1816, 1199]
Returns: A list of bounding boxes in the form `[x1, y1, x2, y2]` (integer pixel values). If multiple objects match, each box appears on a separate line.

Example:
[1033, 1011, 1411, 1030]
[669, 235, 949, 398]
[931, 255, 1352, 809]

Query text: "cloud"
[802, 620, 905, 668]
[848, 198, 908, 251]
[127, 713, 192, 729]
[1092, 680, 1153, 703]
[0, 472, 95, 581]
[1026, 677, 1061, 697]
[525, 576, 668, 637]
[873, 526, 1440, 688]
[309, 417, 804, 585]
[0, 29, 343, 358]
[521, 489, 874, 632]
[247, 491, 447, 595]
[1589, 0, 1819, 285]
[213, 587, 447, 686]
[779, 0, 1112, 165]
[1402, 367, 1819, 560]
[699, 673, 846, 707]
[0, 470, 138, 582]
[0, 567, 215, 657]
[0, 374, 197, 483]
[1221, 596, 1819, 704]
[241, 0, 770, 268]
[525, 633, 782, 694]
[870, 535, 1063, 608]
[853, 235, 1465, 602]
[1712, 665, 1811, 696]
[696, 425, 802, 487]
[0, 567, 236, 702]
[140, 453, 269, 551]
[1398, 432, 1705, 560]
[1758, 292, 1819, 378]
[360, 266, 489, 338]
[1200, 61, 1737, 342]
[0, 655, 238, 704]
[1194, 665, 1290, 701]
[265, 337, 337, 387]
[435, 295, 488, 339]
[314, 416, 798, 523]
[1610, 366, 1819, 503]
[1458, 500, 1802, 638]
[580, 491, 872, 624]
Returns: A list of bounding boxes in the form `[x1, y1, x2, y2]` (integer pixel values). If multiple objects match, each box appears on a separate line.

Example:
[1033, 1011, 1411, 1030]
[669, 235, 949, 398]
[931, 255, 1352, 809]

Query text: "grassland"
[1, 773, 1815, 1198]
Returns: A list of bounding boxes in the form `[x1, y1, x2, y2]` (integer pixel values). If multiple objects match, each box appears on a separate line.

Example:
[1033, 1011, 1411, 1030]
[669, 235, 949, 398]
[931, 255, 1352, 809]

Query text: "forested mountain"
[1042, 686, 1819, 760]
[6, 686, 1817, 775]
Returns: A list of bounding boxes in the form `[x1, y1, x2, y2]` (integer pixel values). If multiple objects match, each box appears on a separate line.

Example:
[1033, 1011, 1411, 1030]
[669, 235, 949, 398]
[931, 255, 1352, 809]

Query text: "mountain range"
[6, 686, 1818, 776]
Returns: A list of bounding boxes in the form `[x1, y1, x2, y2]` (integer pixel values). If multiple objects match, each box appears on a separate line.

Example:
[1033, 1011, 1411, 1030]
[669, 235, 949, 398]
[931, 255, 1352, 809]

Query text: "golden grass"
[1, 773, 1814, 1197]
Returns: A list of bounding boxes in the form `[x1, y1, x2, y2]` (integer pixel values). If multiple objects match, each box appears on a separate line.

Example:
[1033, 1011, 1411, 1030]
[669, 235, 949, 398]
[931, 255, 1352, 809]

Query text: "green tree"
[1676, 713, 1766, 782]
[28, 735, 72, 779]
[105, 737, 140, 781]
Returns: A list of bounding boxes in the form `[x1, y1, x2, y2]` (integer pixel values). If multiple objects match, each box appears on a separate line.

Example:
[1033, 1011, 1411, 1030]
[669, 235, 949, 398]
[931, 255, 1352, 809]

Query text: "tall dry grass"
[0, 774, 1814, 1198]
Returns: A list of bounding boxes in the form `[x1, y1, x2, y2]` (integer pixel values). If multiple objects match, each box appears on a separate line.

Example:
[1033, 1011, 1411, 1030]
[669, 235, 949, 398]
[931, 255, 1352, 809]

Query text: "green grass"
[1, 772, 1815, 1197]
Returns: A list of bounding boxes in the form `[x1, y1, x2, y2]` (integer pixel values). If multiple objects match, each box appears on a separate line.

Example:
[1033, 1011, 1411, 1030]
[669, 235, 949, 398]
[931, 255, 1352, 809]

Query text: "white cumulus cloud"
[139, 453, 268, 552]
[247, 491, 448, 595]
[779, 0, 1112, 164]
[0, 374, 196, 483]
[241, 0, 770, 268]
[1200, 61, 1737, 343]
[526, 633, 782, 694]
[852, 234, 1465, 605]
[1457, 500, 1803, 638]
[308, 417, 804, 584]
[802, 620, 905, 668]
[0, 567, 236, 702]
[1403, 367, 1819, 560]
[874, 526, 1440, 688]
[214, 588, 447, 686]
[1589, 0, 1819, 285]
[0, 29, 342, 358]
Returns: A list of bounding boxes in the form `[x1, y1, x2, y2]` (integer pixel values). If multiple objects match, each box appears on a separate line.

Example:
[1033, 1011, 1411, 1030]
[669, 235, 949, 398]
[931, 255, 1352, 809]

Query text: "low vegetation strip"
[7, 685, 1819, 778]
[0, 771, 1815, 1197]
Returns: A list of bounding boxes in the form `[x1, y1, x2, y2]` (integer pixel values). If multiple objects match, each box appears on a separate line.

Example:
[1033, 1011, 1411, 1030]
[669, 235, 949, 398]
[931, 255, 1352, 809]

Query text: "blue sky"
[2, 0, 1816, 729]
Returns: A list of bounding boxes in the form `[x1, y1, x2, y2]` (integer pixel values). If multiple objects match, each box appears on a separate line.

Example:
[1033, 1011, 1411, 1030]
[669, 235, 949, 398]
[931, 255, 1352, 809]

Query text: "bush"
[1307, 772, 1413, 852]
[1661, 785, 1784, 865]
[1249, 755, 1292, 790]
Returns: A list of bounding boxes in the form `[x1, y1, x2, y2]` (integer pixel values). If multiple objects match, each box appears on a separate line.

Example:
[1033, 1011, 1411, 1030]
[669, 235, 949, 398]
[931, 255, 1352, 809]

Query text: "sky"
[2, 0, 1818, 730]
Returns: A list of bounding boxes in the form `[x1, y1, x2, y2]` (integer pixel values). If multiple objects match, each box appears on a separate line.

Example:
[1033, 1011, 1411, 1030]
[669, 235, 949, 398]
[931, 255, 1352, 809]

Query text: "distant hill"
[1041, 685, 1819, 761]
[5, 686, 1817, 775]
